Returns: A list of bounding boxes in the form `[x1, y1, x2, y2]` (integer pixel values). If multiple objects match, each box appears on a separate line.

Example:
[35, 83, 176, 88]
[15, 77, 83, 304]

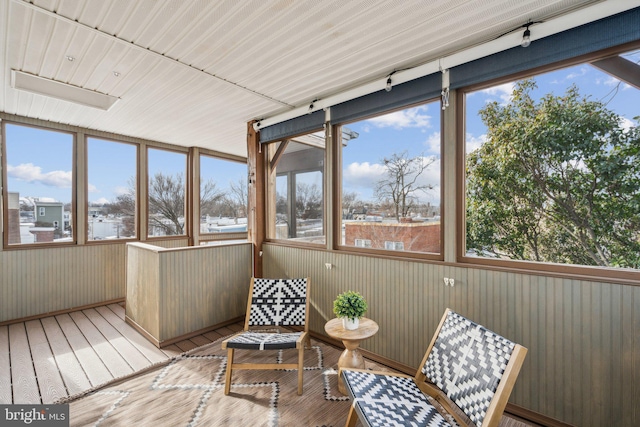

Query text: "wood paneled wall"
[126, 242, 252, 344]
[0, 238, 190, 323]
[0, 244, 126, 322]
[263, 243, 639, 427]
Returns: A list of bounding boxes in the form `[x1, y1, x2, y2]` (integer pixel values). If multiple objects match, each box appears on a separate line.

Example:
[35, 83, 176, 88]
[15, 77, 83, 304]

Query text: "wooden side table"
[324, 317, 379, 395]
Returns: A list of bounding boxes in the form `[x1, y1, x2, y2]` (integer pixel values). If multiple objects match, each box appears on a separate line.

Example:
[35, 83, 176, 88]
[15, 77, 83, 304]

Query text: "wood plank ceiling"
[0, 0, 604, 157]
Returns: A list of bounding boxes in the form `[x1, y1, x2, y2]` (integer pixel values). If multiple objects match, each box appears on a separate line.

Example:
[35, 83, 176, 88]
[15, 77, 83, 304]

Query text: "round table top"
[324, 317, 379, 341]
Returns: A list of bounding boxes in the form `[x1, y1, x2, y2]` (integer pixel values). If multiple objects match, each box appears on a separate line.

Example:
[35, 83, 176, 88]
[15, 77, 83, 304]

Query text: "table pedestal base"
[324, 317, 379, 396]
[337, 339, 364, 395]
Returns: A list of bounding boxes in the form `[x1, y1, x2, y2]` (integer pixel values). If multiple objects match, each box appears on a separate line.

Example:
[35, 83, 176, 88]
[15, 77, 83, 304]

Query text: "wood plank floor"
[0, 304, 538, 426]
[0, 303, 242, 404]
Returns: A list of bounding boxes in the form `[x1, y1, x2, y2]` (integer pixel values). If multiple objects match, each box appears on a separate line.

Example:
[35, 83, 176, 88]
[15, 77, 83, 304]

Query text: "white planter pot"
[342, 317, 360, 330]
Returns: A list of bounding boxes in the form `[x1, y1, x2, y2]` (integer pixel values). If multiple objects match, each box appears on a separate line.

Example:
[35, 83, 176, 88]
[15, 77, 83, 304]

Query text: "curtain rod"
[254, 0, 637, 131]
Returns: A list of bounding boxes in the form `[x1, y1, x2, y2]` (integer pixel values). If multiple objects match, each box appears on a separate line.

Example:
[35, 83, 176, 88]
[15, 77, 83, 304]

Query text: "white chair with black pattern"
[341, 308, 527, 427]
[221, 277, 310, 395]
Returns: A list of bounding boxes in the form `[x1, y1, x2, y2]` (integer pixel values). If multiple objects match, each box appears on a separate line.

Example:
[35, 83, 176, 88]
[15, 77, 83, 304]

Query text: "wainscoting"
[125, 241, 251, 345]
[263, 243, 639, 427]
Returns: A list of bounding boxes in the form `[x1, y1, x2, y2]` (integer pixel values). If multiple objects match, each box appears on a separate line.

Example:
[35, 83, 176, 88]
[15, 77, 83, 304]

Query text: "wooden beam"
[247, 121, 265, 276]
[591, 56, 640, 90]
[269, 139, 289, 170]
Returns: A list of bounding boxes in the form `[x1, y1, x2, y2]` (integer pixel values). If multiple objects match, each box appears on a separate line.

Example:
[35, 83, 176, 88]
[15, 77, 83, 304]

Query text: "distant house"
[34, 200, 65, 235]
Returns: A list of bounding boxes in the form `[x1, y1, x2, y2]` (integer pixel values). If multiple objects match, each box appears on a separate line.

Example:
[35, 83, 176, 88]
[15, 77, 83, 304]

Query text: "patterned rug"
[59, 336, 388, 427]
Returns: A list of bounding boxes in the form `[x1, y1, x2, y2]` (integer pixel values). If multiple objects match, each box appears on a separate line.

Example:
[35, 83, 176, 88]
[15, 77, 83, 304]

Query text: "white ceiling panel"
[2, 0, 634, 158]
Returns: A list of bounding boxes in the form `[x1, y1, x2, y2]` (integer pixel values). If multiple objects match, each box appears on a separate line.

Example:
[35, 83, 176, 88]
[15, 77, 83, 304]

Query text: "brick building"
[345, 219, 440, 253]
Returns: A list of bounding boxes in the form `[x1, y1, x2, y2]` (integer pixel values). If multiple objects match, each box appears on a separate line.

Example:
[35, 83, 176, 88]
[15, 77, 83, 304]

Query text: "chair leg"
[345, 405, 359, 427]
[297, 346, 304, 395]
[225, 348, 234, 395]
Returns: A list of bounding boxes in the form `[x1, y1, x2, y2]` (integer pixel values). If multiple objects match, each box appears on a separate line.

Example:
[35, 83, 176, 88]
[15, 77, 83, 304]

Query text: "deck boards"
[52, 314, 112, 388]
[0, 326, 13, 403]
[0, 305, 536, 426]
[40, 317, 93, 395]
[81, 309, 150, 371]
[95, 305, 167, 364]
[8, 323, 40, 404]
[68, 310, 134, 378]
[0, 305, 243, 405]
[24, 320, 68, 403]
[174, 339, 200, 352]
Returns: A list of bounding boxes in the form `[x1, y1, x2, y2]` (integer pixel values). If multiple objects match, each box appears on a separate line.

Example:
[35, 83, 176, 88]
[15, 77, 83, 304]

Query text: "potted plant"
[333, 290, 368, 330]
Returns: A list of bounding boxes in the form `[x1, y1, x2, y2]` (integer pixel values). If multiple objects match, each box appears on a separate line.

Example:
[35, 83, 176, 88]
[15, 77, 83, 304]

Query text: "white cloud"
[343, 162, 386, 189]
[343, 155, 441, 204]
[365, 105, 432, 129]
[7, 163, 72, 188]
[465, 133, 487, 153]
[620, 116, 636, 132]
[565, 66, 588, 80]
[92, 197, 110, 205]
[424, 131, 441, 154]
[599, 75, 632, 91]
[480, 82, 514, 105]
[88, 183, 98, 193]
[414, 156, 441, 204]
[114, 185, 129, 196]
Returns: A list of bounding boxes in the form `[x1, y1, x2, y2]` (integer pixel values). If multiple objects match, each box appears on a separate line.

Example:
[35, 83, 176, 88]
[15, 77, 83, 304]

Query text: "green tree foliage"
[466, 79, 640, 268]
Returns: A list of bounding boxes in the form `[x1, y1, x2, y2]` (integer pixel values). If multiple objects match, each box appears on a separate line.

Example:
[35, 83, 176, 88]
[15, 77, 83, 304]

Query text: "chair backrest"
[245, 277, 309, 329]
[417, 309, 527, 427]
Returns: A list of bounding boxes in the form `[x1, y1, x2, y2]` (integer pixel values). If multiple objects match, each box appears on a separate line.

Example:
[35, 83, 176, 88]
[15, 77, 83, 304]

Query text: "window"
[3, 123, 74, 246]
[200, 154, 248, 234]
[384, 241, 404, 251]
[464, 48, 640, 272]
[354, 239, 371, 248]
[87, 137, 137, 240]
[338, 100, 441, 256]
[266, 132, 325, 244]
[147, 148, 187, 237]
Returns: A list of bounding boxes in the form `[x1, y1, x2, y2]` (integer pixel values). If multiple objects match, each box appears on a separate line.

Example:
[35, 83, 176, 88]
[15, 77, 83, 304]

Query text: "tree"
[108, 177, 136, 237]
[200, 179, 226, 217]
[295, 182, 322, 219]
[148, 172, 186, 235]
[342, 191, 367, 219]
[110, 173, 226, 237]
[375, 151, 435, 221]
[466, 79, 640, 268]
[227, 177, 248, 220]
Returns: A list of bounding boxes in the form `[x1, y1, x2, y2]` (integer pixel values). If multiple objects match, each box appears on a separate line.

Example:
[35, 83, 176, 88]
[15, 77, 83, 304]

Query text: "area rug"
[59, 336, 390, 426]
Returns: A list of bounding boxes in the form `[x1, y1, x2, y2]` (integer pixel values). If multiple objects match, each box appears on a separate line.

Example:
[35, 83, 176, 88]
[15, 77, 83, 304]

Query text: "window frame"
[145, 146, 190, 240]
[333, 98, 444, 262]
[456, 41, 640, 283]
[264, 129, 327, 248]
[85, 135, 139, 244]
[2, 120, 77, 249]
[198, 152, 249, 239]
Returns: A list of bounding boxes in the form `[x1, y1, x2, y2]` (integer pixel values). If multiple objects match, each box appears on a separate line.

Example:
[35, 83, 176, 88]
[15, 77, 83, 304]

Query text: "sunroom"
[1, 1, 639, 426]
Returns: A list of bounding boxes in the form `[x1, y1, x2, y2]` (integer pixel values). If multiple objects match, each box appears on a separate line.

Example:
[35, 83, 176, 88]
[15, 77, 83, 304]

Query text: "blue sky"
[342, 101, 441, 205]
[5, 50, 638, 208]
[341, 49, 639, 206]
[5, 126, 247, 205]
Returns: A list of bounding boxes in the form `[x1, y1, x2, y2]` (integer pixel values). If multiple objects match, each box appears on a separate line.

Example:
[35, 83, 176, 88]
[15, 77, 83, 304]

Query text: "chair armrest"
[341, 367, 413, 379]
